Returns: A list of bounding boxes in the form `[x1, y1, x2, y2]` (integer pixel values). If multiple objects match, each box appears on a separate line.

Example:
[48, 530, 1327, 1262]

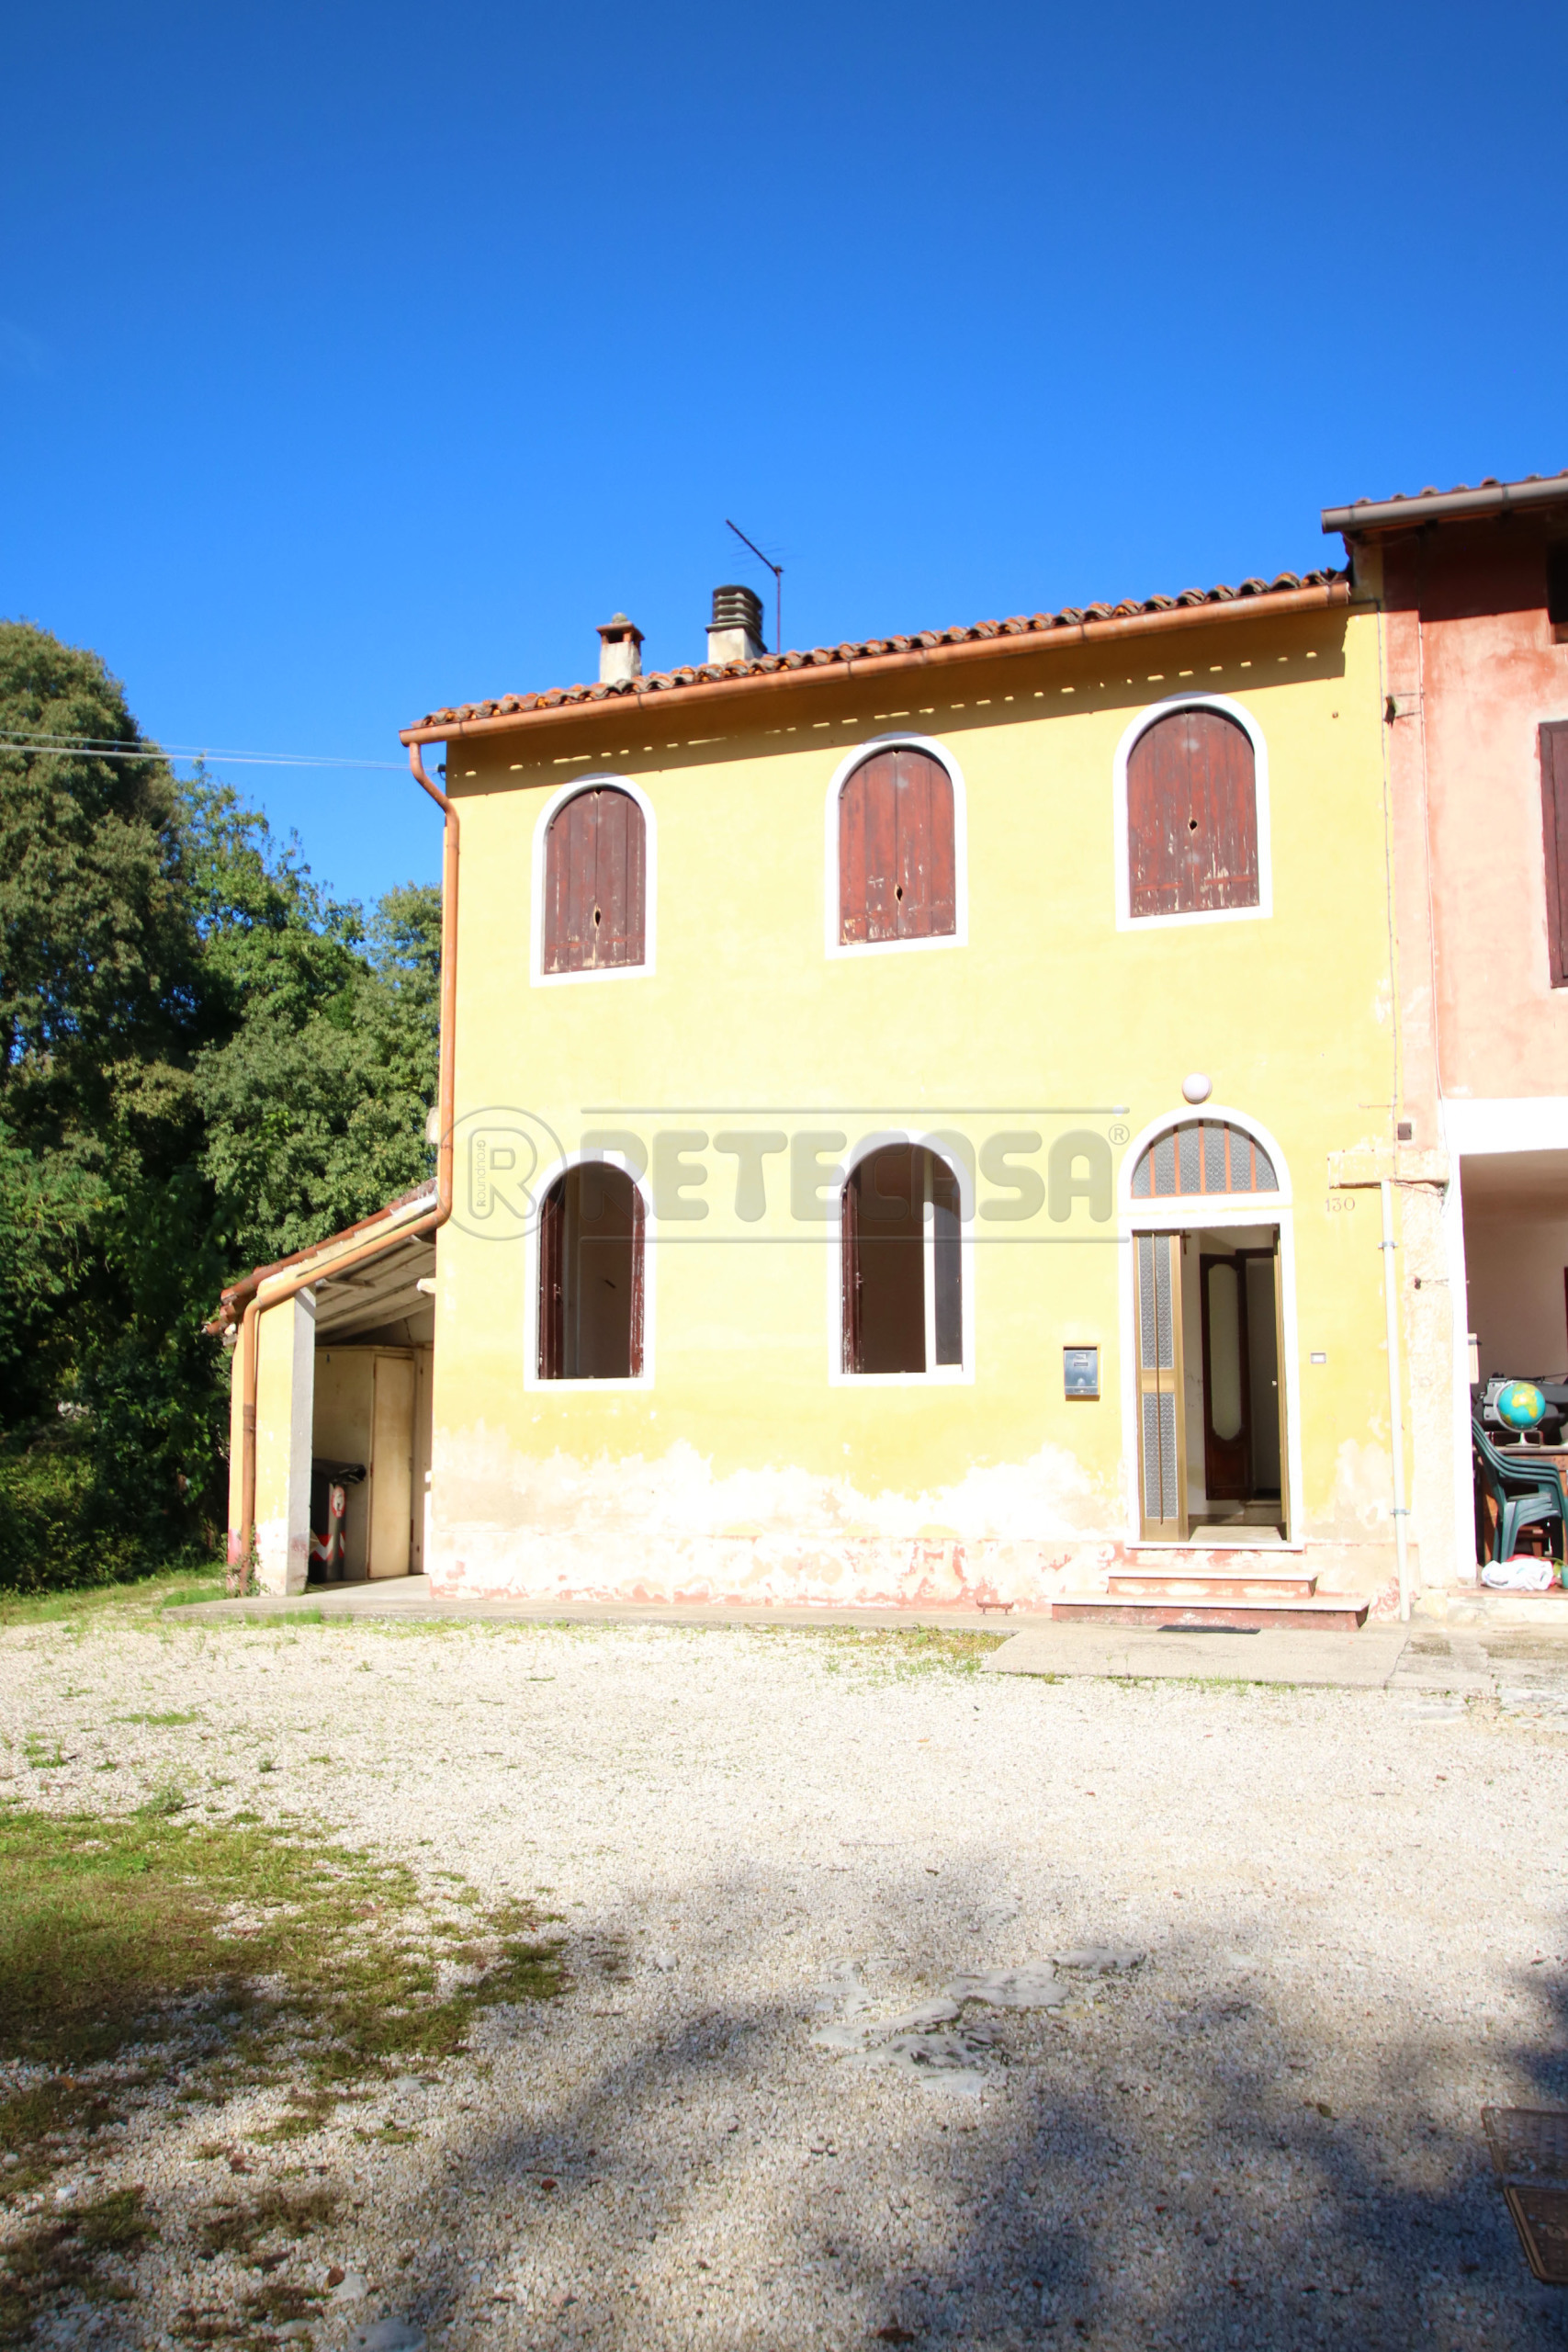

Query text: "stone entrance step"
[1052, 1592, 1370, 1633]
[1106, 1566, 1319, 1603]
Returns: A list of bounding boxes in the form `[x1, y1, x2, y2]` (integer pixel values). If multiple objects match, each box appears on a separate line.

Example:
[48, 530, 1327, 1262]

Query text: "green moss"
[0, 1800, 564, 2224]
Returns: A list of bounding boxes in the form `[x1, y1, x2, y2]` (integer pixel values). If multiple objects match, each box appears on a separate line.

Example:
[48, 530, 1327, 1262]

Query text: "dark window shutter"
[537, 1180, 564, 1378]
[839, 748, 956, 944]
[543, 787, 647, 972]
[1127, 710, 1259, 919]
[1541, 723, 1568, 988]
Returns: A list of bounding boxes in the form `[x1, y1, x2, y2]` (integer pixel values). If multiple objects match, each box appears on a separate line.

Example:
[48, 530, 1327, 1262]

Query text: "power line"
[0, 729, 406, 774]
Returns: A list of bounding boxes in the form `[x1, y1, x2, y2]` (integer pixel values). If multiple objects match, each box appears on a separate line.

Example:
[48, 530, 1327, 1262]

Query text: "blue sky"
[4, 2, 1564, 905]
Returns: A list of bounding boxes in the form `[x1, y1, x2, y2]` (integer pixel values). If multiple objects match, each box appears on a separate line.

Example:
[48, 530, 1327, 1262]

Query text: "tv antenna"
[725, 518, 784, 655]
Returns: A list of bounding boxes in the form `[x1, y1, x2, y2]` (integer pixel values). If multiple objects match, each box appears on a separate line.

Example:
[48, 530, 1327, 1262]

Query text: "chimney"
[707, 582, 766, 665]
[596, 612, 644, 685]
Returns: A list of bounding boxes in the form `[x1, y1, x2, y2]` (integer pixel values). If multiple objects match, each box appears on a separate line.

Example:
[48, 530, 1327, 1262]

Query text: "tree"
[0, 621, 441, 1589]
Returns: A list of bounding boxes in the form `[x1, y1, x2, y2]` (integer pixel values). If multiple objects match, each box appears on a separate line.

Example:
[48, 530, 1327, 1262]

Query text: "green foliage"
[0, 621, 441, 1589]
[0, 1803, 557, 2341]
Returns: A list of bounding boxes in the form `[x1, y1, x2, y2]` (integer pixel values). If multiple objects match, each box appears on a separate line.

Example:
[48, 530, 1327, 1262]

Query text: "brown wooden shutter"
[839, 748, 956, 944]
[543, 787, 647, 972]
[627, 1182, 646, 1378]
[1541, 723, 1568, 987]
[840, 1169, 863, 1373]
[1127, 710, 1258, 918]
[537, 1179, 564, 1378]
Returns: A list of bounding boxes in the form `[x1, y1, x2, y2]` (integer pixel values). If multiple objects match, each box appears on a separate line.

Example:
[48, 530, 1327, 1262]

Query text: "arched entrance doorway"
[1124, 1114, 1292, 1544]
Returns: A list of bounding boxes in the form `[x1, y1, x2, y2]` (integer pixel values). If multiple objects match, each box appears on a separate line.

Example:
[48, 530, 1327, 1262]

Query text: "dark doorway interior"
[538, 1163, 645, 1379]
[1198, 1238, 1281, 1516]
[843, 1144, 962, 1374]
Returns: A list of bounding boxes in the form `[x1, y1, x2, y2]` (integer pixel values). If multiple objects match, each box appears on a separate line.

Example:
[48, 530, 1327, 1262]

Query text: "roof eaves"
[1322, 471, 1568, 537]
[209, 1181, 438, 1329]
[404, 569, 1348, 742]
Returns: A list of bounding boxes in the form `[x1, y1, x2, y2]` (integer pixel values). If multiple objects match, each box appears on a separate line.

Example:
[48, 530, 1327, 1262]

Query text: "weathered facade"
[223, 532, 1477, 1615]
[1325, 472, 1568, 1589]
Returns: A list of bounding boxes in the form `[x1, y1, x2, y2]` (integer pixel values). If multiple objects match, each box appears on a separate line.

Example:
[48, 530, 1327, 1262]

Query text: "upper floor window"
[837, 745, 957, 946]
[542, 784, 647, 974]
[536, 1162, 645, 1379]
[841, 1143, 964, 1375]
[1124, 705, 1261, 922]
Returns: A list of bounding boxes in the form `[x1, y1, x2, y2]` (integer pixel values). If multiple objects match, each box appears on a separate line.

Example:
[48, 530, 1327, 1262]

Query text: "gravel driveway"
[2, 1613, 1566, 2350]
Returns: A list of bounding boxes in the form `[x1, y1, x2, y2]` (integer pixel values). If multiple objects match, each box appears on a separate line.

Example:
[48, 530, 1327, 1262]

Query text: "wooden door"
[1135, 1233, 1186, 1538]
[367, 1352, 415, 1578]
[1200, 1254, 1252, 1501]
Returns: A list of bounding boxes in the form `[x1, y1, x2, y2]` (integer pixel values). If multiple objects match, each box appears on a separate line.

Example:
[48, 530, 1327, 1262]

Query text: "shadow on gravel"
[374, 1861, 1568, 2352]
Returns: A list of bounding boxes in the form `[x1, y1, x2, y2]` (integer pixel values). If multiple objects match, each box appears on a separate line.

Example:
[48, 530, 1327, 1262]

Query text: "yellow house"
[221, 559, 1420, 1623]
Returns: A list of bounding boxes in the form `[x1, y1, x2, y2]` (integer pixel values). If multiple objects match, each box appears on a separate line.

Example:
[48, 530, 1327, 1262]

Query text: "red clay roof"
[407, 568, 1346, 733]
[1334, 469, 1568, 512]
[1322, 470, 1568, 537]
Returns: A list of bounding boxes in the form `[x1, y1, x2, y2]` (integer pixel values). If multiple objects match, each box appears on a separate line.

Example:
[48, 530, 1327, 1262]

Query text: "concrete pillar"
[254, 1288, 316, 1595]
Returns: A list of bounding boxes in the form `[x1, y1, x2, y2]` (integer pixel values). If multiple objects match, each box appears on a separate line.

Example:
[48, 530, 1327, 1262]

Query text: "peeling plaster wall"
[1380, 522, 1568, 1588]
[422, 605, 1404, 1608]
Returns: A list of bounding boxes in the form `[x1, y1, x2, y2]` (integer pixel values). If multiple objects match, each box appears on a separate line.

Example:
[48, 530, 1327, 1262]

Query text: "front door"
[1135, 1232, 1187, 1539]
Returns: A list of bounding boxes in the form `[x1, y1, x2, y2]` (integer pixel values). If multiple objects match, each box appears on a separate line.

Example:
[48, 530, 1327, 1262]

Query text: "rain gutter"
[399, 580, 1351, 750]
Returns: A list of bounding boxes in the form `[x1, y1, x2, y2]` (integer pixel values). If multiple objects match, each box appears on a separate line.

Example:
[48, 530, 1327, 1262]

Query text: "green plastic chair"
[1472, 1419, 1566, 1563]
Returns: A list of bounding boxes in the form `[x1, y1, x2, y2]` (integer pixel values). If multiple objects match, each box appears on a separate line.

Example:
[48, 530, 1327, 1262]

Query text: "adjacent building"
[1323, 471, 1568, 1589]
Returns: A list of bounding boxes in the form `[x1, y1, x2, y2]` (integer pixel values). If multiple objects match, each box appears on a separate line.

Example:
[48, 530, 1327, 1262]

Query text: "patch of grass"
[197, 2184, 338, 2259]
[22, 1736, 67, 1771]
[0, 1798, 564, 2207]
[136, 1782, 189, 1816]
[0, 1564, 226, 1632]
[242, 2278, 324, 2324]
[0, 2187, 152, 2343]
[0, 2077, 122, 2196]
[761, 1624, 1008, 1678]
[116, 1709, 202, 1725]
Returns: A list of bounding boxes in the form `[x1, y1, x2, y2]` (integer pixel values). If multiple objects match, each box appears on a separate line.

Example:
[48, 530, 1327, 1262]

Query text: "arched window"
[1131, 1120, 1278, 1200]
[839, 746, 956, 944]
[841, 1144, 962, 1374]
[542, 786, 647, 973]
[1126, 707, 1258, 919]
[537, 1163, 645, 1379]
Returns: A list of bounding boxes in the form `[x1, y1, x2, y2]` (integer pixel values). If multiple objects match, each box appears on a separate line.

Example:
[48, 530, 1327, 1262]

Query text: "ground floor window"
[537, 1163, 645, 1380]
[841, 1143, 963, 1375]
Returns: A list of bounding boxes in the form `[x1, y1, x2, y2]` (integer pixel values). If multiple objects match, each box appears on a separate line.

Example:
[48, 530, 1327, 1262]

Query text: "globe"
[1497, 1380, 1547, 1430]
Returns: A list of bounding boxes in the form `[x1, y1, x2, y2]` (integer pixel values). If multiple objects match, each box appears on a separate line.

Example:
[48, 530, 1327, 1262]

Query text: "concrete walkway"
[165, 1576, 1568, 1697]
[173, 1577, 1016, 1634]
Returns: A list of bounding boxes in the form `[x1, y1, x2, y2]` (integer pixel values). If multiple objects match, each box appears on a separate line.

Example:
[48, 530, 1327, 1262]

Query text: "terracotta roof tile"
[410, 568, 1346, 733]
[1338, 469, 1568, 511]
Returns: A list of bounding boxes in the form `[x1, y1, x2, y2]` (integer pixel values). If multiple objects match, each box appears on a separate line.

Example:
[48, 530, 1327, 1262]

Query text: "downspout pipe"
[229, 746, 458, 1579]
[1380, 1178, 1412, 1623]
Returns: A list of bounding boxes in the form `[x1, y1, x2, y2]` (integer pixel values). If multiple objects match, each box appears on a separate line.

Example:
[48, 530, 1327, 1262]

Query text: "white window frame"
[531, 772, 658, 987]
[1115, 1103, 1300, 1544]
[1112, 694, 1272, 933]
[523, 1147, 656, 1391]
[828, 1130, 976, 1386]
[824, 735, 968, 960]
